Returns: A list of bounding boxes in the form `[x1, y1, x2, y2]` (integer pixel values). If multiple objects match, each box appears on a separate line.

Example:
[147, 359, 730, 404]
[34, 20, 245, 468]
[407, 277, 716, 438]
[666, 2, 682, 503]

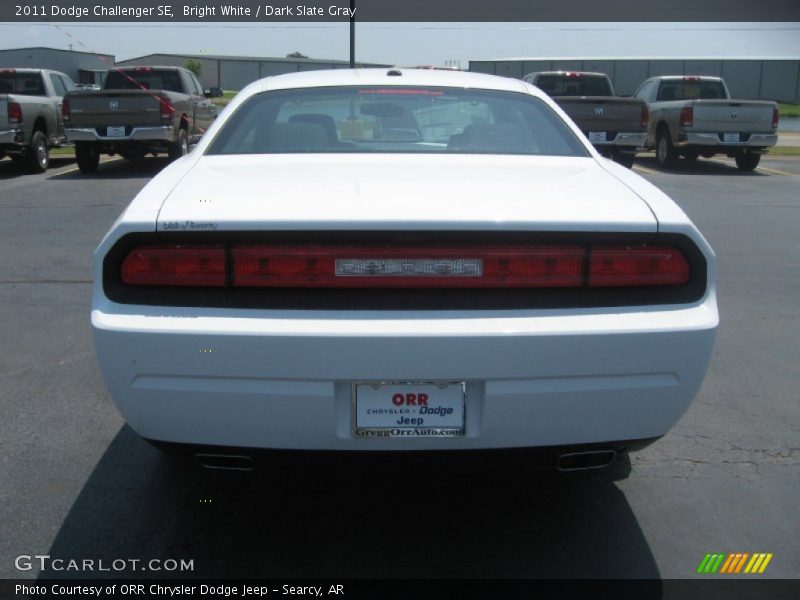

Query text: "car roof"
[242, 68, 531, 96]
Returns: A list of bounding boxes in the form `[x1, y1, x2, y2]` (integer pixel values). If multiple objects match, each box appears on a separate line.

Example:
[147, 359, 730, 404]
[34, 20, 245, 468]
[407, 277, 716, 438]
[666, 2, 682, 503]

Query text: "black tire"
[655, 127, 678, 169]
[26, 130, 49, 173]
[0, 150, 5, 160]
[612, 152, 635, 169]
[75, 142, 100, 174]
[735, 152, 761, 172]
[168, 127, 189, 161]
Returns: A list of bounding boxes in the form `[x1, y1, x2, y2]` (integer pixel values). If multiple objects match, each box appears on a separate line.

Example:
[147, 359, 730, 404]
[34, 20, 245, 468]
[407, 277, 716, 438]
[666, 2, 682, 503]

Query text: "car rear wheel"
[26, 130, 49, 173]
[735, 152, 761, 172]
[656, 128, 678, 168]
[75, 142, 100, 174]
[168, 127, 189, 161]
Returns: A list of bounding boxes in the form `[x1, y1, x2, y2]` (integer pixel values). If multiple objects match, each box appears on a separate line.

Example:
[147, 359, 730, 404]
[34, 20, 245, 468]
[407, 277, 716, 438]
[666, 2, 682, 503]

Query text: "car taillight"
[565, 72, 582, 78]
[680, 106, 693, 127]
[231, 245, 585, 288]
[641, 104, 649, 128]
[62, 98, 70, 124]
[119, 243, 692, 290]
[159, 95, 174, 122]
[589, 246, 689, 287]
[7, 101, 22, 126]
[121, 245, 226, 286]
[772, 106, 779, 129]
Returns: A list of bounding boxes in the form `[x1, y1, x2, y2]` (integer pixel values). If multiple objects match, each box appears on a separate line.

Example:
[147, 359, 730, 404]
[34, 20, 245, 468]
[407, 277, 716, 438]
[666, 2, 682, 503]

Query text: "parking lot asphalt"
[0, 153, 798, 580]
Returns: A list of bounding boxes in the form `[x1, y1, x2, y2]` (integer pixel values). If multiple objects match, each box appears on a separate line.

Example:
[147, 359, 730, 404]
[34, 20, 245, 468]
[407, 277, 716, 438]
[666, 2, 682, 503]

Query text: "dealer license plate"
[723, 132, 741, 143]
[107, 126, 126, 137]
[588, 131, 607, 142]
[353, 382, 465, 438]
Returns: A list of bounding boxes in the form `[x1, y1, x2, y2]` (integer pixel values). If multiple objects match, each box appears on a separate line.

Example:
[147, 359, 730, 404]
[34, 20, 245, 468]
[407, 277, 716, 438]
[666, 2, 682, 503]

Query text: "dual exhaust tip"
[194, 449, 617, 472]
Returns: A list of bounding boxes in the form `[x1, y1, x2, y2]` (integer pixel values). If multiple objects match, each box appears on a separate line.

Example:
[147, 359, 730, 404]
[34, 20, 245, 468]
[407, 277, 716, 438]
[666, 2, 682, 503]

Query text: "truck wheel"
[26, 130, 49, 173]
[75, 142, 100, 174]
[735, 153, 760, 172]
[656, 128, 678, 168]
[612, 152, 635, 169]
[168, 128, 189, 161]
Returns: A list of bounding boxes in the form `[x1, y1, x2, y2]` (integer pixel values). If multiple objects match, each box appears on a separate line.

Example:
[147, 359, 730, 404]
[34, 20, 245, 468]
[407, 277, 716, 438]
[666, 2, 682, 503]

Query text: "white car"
[92, 69, 718, 471]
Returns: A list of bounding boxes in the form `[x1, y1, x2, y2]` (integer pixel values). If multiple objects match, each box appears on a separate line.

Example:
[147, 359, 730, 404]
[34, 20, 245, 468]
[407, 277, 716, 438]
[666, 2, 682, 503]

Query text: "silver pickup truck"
[0, 68, 75, 172]
[524, 71, 647, 168]
[64, 66, 218, 173]
[634, 75, 779, 171]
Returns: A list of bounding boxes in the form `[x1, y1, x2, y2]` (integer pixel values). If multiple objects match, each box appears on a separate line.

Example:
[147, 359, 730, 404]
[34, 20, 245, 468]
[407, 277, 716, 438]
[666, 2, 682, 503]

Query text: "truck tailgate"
[555, 97, 644, 133]
[0, 96, 8, 129]
[68, 90, 164, 127]
[693, 100, 775, 133]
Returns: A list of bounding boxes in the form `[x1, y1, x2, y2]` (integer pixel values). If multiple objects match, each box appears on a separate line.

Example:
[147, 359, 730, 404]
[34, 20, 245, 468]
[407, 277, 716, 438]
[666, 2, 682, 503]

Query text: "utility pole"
[349, 0, 355, 68]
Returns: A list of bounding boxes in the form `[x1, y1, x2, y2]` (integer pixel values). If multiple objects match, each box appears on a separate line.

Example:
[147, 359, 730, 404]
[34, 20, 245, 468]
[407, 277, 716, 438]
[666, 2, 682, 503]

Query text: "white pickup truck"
[634, 75, 779, 171]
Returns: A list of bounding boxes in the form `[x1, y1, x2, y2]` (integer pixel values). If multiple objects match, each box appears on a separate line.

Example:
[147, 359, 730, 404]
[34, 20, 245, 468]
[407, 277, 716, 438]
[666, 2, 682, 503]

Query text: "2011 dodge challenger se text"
[91, 69, 718, 471]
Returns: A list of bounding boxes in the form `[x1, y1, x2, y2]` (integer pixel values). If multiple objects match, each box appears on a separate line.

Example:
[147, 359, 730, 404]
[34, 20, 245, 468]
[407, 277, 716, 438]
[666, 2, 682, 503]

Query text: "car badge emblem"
[594, 106, 605, 116]
[731, 110, 738, 118]
[109, 100, 119, 110]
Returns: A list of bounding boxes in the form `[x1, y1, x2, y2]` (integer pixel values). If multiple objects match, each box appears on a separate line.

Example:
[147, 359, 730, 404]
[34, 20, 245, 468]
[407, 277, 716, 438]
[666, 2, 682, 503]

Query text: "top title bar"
[4, 0, 800, 22]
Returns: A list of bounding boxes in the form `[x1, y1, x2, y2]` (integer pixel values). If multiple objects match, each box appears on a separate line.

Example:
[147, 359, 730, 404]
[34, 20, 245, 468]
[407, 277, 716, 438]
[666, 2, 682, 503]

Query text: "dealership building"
[116, 53, 389, 90]
[0, 47, 113, 85]
[469, 57, 800, 102]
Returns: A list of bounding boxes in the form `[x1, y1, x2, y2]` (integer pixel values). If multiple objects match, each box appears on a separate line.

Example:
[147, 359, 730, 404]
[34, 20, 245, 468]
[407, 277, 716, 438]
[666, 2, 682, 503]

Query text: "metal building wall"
[0, 48, 114, 83]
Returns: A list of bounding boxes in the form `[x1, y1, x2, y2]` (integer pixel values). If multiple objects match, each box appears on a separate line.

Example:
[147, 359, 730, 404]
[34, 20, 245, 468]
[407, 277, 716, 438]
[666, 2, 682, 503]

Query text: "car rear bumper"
[592, 132, 647, 149]
[92, 300, 718, 451]
[65, 125, 174, 142]
[0, 128, 24, 145]
[680, 132, 778, 148]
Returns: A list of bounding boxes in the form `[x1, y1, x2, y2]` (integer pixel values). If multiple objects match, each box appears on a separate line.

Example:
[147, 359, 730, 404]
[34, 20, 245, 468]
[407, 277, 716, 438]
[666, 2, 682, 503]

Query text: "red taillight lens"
[159, 95, 174, 122]
[231, 245, 586, 288]
[641, 104, 649, 128]
[8, 101, 22, 126]
[121, 245, 226, 286]
[62, 97, 70, 124]
[772, 106, 779, 129]
[589, 246, 689, 287]
[680, 106, 693, 127]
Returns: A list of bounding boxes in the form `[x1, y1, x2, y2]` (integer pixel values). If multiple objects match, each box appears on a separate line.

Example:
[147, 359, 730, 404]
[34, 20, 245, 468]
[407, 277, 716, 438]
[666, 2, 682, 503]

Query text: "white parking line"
[49, 156, 123, 177]
[633, 165, 660, 175]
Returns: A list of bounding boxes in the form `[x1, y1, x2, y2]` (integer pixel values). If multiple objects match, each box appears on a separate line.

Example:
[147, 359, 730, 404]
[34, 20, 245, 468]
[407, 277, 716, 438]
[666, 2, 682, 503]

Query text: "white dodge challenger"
[92, 69, 718, 470]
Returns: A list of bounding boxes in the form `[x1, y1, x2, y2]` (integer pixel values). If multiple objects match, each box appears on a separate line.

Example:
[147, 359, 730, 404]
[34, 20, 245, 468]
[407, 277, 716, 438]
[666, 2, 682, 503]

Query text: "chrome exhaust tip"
[194, 453, 255, 471]
[557, 450, 617, 472]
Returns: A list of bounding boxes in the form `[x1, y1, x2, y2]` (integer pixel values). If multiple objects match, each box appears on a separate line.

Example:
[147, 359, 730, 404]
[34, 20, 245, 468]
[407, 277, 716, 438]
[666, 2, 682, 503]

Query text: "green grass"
[767, 146, 800, 156]
[778, 102, 800, 118]
[50, 147, 75, 155]
[211, 90, 238, 107]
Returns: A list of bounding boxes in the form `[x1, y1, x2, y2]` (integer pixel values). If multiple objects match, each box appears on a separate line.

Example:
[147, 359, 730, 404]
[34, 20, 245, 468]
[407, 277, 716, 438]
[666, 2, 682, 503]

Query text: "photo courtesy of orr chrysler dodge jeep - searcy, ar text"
[91, 69, 718, 471]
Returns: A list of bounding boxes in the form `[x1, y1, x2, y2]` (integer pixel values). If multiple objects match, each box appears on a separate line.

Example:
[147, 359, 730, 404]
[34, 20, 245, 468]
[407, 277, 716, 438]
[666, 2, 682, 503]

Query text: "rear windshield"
[657, 80, 727, 101]
[207, 86, 588, 157]
[0, 73, 45, 95]
[104, 69, 183, 92]
[534, 75, 612, 97]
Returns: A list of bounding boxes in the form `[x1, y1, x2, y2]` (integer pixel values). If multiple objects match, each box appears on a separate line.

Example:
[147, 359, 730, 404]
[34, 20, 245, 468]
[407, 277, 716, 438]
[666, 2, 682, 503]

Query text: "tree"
[286, 51, 309, 59]
[184, 59, 203, 77]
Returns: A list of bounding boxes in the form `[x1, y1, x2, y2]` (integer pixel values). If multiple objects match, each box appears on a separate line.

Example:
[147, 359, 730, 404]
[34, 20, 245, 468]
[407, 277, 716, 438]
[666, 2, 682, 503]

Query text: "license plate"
[353, 382, 465, 438]
[588, 131, 607, 142]
[723, 132, 741, 143]
[107, 126, 125, 137]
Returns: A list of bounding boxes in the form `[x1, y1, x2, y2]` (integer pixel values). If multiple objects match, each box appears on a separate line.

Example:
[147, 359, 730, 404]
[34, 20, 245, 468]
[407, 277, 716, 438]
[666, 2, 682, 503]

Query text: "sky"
[1, 22, 799, 66]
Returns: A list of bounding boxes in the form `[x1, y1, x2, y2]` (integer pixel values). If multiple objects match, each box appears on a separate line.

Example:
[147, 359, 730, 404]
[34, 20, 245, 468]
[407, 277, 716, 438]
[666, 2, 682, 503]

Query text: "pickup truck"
[0, 68, 75, 172]
[63, 66, 218, 174]
[523, 71, 647, 168]
[634, 75, 779, 171]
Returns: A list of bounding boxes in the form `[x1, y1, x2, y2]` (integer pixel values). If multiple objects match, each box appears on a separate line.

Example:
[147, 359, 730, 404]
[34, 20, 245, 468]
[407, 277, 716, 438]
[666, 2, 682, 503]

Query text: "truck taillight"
[159, 95, 174, 122]
[641, 104, 649, 128]
[7, 101, 22, 126]
[62, 98, 70, 124]
[772, 106, 779, 129]
[121, 245, 227, 287]
[589, 246, 689, 287]
[680, 106, 693, 127]
[119, 243, 691, 290]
